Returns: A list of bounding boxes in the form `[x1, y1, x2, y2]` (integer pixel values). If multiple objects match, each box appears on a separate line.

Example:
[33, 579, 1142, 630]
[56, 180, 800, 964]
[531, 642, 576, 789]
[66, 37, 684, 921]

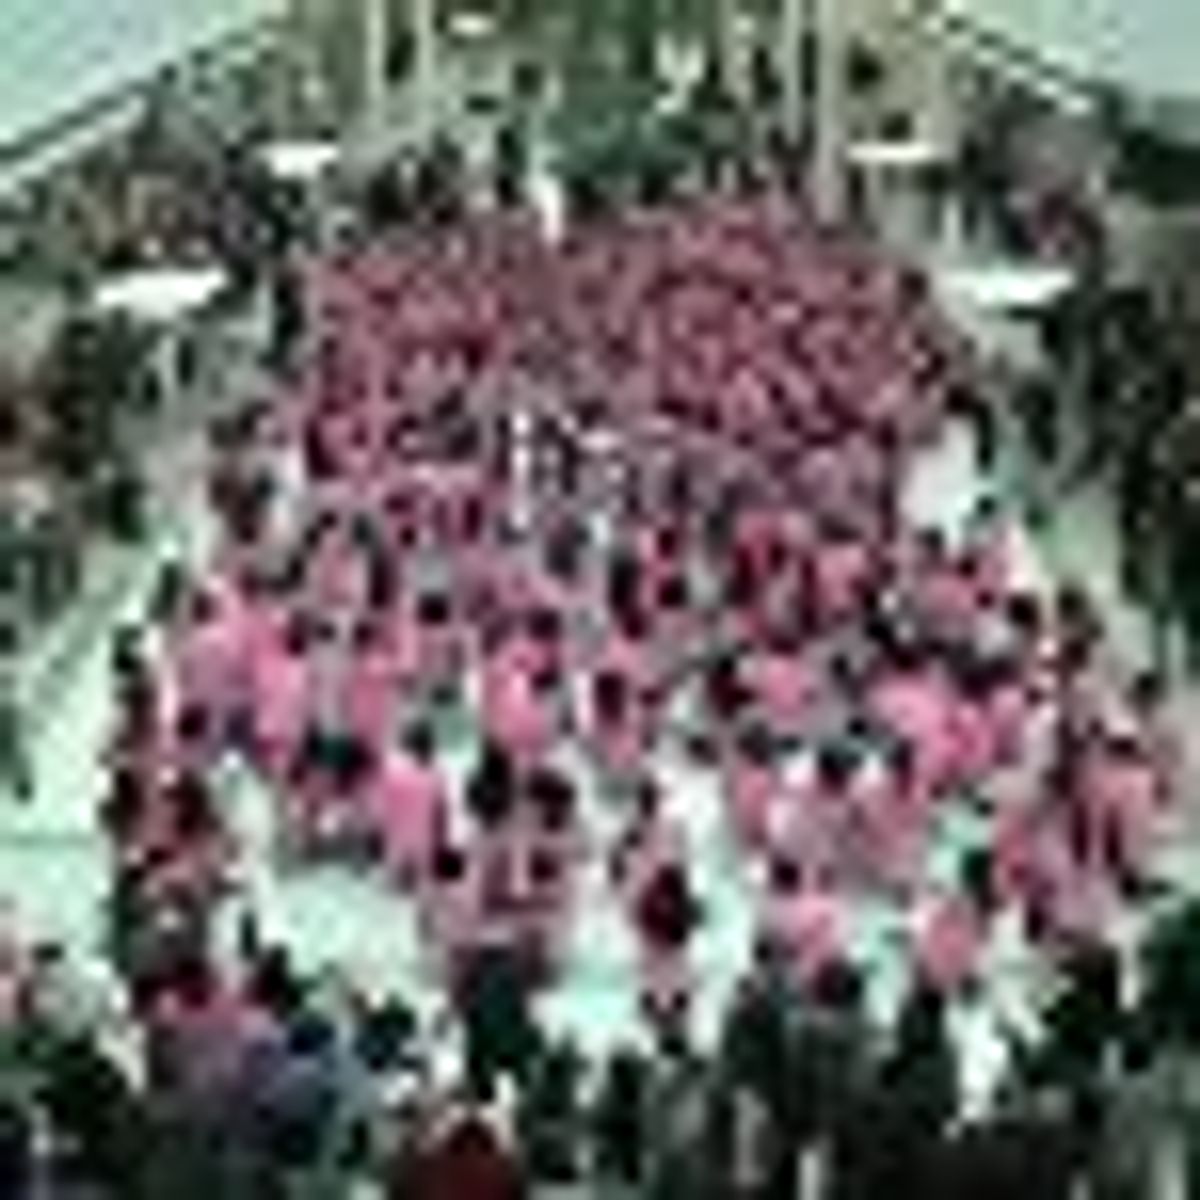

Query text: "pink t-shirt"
[726, 758, 778, 850]
[373, 751, 446, 878]
[748, 650, 815, 732]
[482, 656, 553, 765]
[872, 672, 953, 792]
[343, 645, 397, 753]
[253, 644, 311, 773]
[915, 895, 982, 993]
[766, 888, 846, 985]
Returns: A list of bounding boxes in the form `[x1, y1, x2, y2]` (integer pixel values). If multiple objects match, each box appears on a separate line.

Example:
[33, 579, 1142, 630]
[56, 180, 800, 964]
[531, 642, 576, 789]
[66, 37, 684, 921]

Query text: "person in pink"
[587, 624, 654, 792]
[480, 641, 556, 770]
[870, 647, 954, 799]
[761, 858, 847, 989]
[1083, 734, 1164, 887]
[723, 725, 781, 852]
[812, 525, 871, 627]
[344, 617, 401, 759]
[166, 586, 243, 748]
[913, 531, 978, 643]
[251, 615, 313, 796]
[412, 590, 464, 710]
[745, 634, 818, 746]
[913, 887, 985, 996]
[418, 842, 478, 983]
[374, 724, 447, 889]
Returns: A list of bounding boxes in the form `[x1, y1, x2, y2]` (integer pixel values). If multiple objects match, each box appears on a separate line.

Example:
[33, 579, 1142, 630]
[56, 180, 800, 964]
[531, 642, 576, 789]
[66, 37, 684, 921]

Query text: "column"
[717, 0, 742, 101]
[363, 0, 390, 144]
[911, 0, 950, 145]
[812, 0, 846, 221]
[779, 0, 805, 140]
[411, 0, 439, 143]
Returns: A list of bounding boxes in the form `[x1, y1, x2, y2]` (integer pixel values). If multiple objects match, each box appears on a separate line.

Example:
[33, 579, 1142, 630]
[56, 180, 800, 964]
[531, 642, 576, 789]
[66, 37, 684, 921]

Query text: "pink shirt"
[726, 757, 778, 850]
[766, 888, 846, 985]
[171, 612, 242, 719]
[343, 645, 397, 752]
[916, 895, 982, 993]
[872, 672, 953, 792]
[482, 657, 553, 765]
[373, 751, 446, 877]
[748, 650, 815, 731]
[253, 644, 311, 769]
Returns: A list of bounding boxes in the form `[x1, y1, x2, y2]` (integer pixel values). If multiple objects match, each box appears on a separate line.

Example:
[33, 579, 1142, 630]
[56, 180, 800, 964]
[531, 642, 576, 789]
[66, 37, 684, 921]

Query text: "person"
[830, 983, 955, 1200]
[0, 1096, 31, 1199]
[455, 939, 538, 1103]
[33, 1020, 149, 1197]
[0, 646, 32, 802]
[593, 1048, 649, 1194]
[374, 723, 447, 888]
[714, 947, 798, 1200]
[516, 1041, 583, 1187]
[401, 1092, 526, 1200]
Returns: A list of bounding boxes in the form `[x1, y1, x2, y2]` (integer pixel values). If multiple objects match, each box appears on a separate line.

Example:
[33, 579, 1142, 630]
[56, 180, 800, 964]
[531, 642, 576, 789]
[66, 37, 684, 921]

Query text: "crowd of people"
[1, 107, 1198, 1194]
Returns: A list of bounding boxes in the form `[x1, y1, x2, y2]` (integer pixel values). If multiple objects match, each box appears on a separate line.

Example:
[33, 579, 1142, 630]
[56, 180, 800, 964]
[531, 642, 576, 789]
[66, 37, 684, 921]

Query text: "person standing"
[0, 647, 32, 803]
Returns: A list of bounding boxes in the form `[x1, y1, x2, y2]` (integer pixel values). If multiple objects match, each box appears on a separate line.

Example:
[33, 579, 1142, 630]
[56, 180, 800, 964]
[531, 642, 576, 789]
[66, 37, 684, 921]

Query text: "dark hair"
[738, 722, 775, 766]
[528, 605, 561, 644]
[529, 848, 562, 888]
[176, 705, 210, 746]
[102, 768, 146, 840]
[607, 551, 641, 624]
[466, 741, 516, 827]
[706, 654, 747, 719]
[171, 773, 218, 839]
[432, 844, 467, 883]
[1130, 669, 1165, 710]
[417, 591, 451, 626]
[547, 521, 583, 581]
[811, 960, 862, 1012]
[527, 767, 576, 832]
[769, 856, 801, 893]
[961, 848, 997, 915]
[284, 613, 312, 656]
[594, 669, 628, 722]
[816, 742, 857, 789]
[405, 722, 436, 762]
[659, 573, 689, 612]
[170, 954, 216, 1009]
[247, 945, 303, 1017]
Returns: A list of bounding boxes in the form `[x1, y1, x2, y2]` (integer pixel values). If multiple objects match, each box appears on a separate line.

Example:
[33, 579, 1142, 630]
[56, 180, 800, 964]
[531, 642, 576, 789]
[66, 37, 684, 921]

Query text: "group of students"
[83, 188, 1179, 1078]
[0, 149, 1190, 1190]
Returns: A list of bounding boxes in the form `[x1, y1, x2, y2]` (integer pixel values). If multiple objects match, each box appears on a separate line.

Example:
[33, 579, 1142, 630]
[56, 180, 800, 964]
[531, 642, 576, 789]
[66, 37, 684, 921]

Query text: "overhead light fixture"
[449, 10, 495, 39]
